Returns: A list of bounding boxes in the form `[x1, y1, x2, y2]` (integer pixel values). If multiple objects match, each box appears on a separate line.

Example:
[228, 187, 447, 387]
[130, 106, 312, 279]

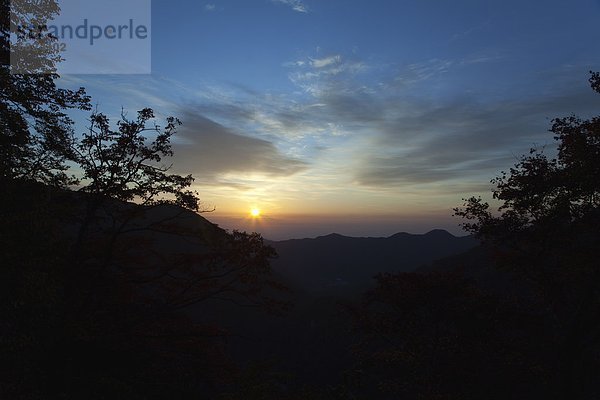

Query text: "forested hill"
[268, 230, 478, 294]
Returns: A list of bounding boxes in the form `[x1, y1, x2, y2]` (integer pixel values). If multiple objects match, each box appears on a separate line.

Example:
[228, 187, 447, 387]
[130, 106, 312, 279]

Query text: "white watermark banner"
[10, 0, 151, 74]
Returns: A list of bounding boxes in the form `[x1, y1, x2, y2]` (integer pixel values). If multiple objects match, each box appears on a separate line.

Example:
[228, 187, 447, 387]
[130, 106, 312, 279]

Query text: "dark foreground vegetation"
[2, 1, 600, 398]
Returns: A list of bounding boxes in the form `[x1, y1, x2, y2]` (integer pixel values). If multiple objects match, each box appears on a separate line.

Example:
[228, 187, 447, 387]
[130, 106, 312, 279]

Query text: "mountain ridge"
[267, 228, 478, 294]
[268, 229, 468, 242]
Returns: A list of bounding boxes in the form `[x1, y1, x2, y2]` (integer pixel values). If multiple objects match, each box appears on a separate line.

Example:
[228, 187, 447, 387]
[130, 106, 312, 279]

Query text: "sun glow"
[250, 208, 261, 218]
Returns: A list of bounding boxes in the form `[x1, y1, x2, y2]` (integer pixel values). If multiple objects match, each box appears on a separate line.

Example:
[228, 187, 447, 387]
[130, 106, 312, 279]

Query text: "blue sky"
[60, 0, 600, 239]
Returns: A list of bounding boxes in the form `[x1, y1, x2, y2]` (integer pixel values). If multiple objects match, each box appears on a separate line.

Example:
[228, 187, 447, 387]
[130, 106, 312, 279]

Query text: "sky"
[58, 0, 600, 239]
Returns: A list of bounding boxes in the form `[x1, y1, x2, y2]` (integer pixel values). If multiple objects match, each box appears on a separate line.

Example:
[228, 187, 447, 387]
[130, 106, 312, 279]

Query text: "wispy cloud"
[69, 56, 599, 206]
[204, 4, 216, 11]
[389, 59, 455, 88]
[286, 54, 368, 97]
[281, 53, 600, 189]
[271, 0, 309, 13]
[349, 87, 598, 188]
[311, 55, 341, 68]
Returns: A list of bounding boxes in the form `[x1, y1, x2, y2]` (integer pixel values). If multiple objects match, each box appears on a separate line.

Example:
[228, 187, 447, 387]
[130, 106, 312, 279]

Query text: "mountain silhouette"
[268, 230, 478, 294]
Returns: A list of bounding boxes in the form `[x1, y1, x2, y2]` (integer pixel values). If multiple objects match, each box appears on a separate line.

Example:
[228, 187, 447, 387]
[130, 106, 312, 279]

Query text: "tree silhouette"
[67, 108, 202, 270]
[454, 71, 600, 399]
[1, 106, 289, 397]
[346, 72, 600, 400]
[73, 108, 200, 211]
[1, 4, 288, 390]
[1, 0, 90, 185]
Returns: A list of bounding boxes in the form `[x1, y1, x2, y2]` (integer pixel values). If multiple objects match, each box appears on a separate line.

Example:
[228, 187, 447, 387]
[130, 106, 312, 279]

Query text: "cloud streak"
[280, 54, 600, 188]
[351, 89, 599, 187]
[173, 110, 308, 184]
[78, 55, 600, 201]
[311, 55, 342, 68]
[271, 0, 308, 13]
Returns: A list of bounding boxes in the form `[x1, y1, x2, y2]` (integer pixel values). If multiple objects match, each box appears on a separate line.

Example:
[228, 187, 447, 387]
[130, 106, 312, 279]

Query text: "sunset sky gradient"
[60, 0, 600, 239]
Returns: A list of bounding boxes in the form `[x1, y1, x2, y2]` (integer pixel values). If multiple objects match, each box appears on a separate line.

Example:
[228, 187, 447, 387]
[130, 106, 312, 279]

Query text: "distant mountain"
[268, 229, 479, 294]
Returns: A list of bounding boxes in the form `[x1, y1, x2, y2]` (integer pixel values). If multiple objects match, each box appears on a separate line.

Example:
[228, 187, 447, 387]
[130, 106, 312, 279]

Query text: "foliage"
[1, 0, 91, 185]
[453, 72, 600, 398]
[1, 167, 287, 399]
[73, 108, 200, 211]
[455, 72, 600, 238]
[453, 72, 600, 314]
[346, 72, 600, 400]
[1, 1, 288, 390]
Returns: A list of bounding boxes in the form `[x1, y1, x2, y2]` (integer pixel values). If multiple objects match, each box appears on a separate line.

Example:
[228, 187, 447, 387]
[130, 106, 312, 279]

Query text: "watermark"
[10, 0, 151, 74]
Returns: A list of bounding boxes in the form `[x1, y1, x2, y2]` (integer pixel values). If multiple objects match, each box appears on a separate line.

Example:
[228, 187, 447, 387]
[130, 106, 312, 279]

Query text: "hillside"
[269, 229, 479, 294]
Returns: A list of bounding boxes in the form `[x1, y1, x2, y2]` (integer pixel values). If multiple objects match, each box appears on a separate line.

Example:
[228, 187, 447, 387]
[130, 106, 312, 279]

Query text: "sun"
[250, 208, 261, 218]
